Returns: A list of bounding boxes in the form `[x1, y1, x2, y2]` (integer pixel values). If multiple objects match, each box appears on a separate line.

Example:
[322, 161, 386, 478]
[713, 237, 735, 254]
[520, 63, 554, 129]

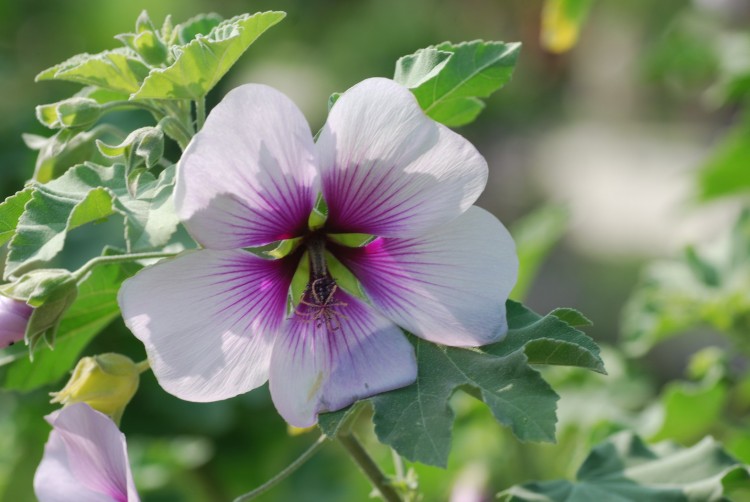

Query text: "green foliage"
[24, 126, 117, 183]
[396, 41, 521, 127]
[622, 209, 750, 355]
[650, 375, 727, 444]
[0, 269, 78, 352]
[0, 190, 32, 247]
[1, 260, 141, 391]
[499, 431, 749, 501]
[132, 12, 286, 100]
[36, 98, 103, 130]
[5, 163, 178, 279]
[698, 115, 750, 201]
[540, 0, 594, 54]
[509, 205, 569, 300]
[318, 301, 603, 467]
[37, 49, 150, 94]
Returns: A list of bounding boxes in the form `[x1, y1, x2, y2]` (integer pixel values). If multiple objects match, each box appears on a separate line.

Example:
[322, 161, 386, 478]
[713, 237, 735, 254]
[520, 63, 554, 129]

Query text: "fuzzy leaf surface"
[132, 11, 285, 100]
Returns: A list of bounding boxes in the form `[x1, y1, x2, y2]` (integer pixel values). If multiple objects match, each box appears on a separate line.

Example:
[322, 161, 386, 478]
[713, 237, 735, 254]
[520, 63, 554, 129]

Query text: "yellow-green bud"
[51, 353, 142, 424]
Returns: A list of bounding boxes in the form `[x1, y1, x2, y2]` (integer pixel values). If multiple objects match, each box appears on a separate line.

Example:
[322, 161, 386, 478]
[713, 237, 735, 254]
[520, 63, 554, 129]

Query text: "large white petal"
[119, 249, 296, 402]
[334, 206, 518, 347]
[176, 84, 319, 249]
[269, 290, 416, 427]
[34, 403, 138, 502]
[317, 78, 487, 238]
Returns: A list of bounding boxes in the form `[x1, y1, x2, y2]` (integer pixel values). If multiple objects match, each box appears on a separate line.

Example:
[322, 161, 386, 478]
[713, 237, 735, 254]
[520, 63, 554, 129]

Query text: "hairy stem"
[72, 251, 178, 282]
[195, 96, 206, 131]
[233, 435, 328, 502]
[337, 432, 402, 502]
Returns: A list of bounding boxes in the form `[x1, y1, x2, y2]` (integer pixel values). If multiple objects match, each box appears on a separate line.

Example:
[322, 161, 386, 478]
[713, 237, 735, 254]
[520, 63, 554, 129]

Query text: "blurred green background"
[2, 0, 749, 500]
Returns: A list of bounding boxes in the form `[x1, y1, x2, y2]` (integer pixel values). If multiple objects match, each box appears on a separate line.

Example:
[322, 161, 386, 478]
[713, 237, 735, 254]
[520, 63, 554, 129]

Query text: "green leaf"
[5, 163, 179, 278]
[1, 260, 141, 391]
[393, 47, 452, 88]
[369, 301, 601, 467]
[175, 12, 223, 44]
[698, 116, 750, 201]
[486, 301, 604, 374]
[622, 209, 750, 355]
[510, 205, 569, 300]
[650, 377, 728, 444]
[499, 432, 749, 501]
[0, 189, 33, 247]
[407, 40, 520, 127]
[36, 48, 150, 94]
[24, 125, 119, 183]
[318, 406, 356, 437]
[132, 12, 286, 100]
[36, 97, 103, 129]
[372, 339, 557, 468]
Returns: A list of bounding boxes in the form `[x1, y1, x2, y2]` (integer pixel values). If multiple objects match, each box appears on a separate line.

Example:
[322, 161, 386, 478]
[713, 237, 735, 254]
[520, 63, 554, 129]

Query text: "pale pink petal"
[317, 78, 487, 237]
[176, 84, 318, 249]
[0, 296, 32, 347]
[269, 290, 416, 427]
[334, 206, 518, 347]
[34, 403, 138, 502]
[118, 249, 298, 402]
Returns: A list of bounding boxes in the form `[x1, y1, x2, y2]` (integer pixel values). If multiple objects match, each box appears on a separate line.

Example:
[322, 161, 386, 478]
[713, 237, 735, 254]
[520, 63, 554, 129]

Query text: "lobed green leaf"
[5, 163, 179, 279]
[499, 431, 749, 501]
[352, 301, 602, 467]
[132, 11, 285, 100]
[36, 48, 150, 94]
[404, 40, 521, 127]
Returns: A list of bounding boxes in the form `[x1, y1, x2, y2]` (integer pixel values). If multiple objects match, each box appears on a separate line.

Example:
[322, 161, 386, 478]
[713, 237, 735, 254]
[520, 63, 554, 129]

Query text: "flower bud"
[51, 353, 141, 424]
[0, 296, 32, 348]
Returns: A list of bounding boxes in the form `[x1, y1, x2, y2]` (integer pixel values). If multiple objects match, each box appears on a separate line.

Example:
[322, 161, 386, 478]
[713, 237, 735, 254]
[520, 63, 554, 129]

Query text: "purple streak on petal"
[333, 206, 518, 347]
[269, 289, 416, 427]
[317, 78, 487, 238]
[118, 249, 300, 403]
[34, 403, 138, 502]
[0, 296, 32, 348]
[176, 84, 319, 249]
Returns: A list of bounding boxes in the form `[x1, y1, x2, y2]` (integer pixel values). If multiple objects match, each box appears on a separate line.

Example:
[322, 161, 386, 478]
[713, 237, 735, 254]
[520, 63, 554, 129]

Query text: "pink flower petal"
[334, 206, 518, 347]
[269, 289, 416, 427]
[0, 296, 32, 347]
[176, 84, 319, 249]
[118, 249, 298, 402]
[34, 403, 138, 502]
[317, 78, 487, 238]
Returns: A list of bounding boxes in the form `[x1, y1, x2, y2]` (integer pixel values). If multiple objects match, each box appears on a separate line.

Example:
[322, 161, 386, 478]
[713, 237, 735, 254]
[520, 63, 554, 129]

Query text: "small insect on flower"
[119, 77, 518, 427]
[0, 295, 32, 348]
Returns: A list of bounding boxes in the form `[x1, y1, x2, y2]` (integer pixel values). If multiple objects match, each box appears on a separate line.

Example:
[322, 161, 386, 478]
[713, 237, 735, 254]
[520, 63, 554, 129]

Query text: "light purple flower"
[34, 402, 139, 502]
[0, 295, 32, 348]
[118, 78, 518, 427]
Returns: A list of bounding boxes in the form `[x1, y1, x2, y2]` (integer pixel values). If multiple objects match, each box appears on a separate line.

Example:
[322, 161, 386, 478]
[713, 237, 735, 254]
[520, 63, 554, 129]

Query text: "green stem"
[337, 432, 402, 502]
[72, 251, 178, 282]
[135, 359, 150, 374]
[195, 96, 206, 131]
[233, 435, 328, 502]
